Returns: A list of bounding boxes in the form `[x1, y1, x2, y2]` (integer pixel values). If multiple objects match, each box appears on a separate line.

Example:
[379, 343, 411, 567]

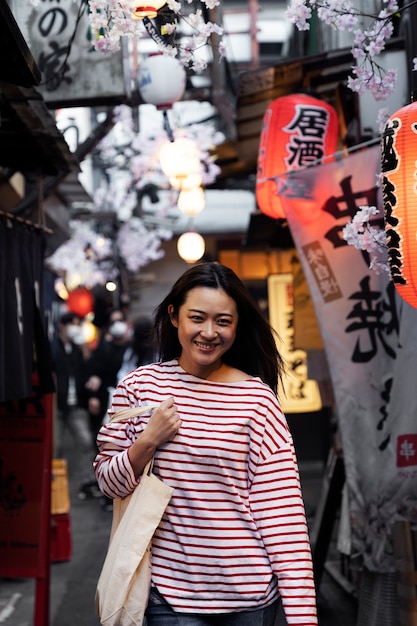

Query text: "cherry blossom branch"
[286, 0, 417, 100]
[87, 0, 225, 73]
[342, 205, 390, 275]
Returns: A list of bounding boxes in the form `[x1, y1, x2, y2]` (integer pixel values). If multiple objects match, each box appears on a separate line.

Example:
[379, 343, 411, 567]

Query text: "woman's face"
[169, 286, 238, 378]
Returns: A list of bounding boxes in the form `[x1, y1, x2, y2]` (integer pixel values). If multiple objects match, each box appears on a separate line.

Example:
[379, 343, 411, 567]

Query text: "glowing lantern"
[256, 94, 339, 219]
[132, 1, 166, 19]
[178, 186, 206, 216]
[381, 99, 417, 308]
[177, 232, 205, 263]
[138, 53, 186, 110]
[67, 287, 94, 318]
[159, 137, 201, 188]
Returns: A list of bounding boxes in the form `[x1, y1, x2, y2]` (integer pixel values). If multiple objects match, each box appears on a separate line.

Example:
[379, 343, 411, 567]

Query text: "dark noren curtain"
[0, 217, 54, 402]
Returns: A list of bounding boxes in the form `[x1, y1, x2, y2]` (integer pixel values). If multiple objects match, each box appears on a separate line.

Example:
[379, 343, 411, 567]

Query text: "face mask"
[109, 321, 128, 339]
[66, 324, 82, 342]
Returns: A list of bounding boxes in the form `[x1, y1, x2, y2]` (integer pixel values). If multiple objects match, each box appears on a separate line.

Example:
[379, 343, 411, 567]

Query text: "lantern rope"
[163, 110, 175, 143]
[258, 137, 381, 185]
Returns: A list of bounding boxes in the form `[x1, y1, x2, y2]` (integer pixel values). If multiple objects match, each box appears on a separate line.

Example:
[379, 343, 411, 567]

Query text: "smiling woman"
[94, 262, 318, 626]
[168, 285, 239, 380]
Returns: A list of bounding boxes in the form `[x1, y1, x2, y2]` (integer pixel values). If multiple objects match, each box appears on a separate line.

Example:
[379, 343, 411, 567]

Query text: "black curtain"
[0, 217, 54, 402]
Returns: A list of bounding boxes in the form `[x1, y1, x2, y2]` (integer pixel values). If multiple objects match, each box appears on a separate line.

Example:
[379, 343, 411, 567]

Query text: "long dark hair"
[154, 262, 284, 394]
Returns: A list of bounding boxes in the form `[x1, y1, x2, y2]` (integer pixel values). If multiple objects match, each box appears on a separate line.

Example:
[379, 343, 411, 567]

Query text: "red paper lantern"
[382, 100, 417, 308]
[67, 288, 94, 318]
[256, 94, 339, 219]
[132, 1, 166, 19]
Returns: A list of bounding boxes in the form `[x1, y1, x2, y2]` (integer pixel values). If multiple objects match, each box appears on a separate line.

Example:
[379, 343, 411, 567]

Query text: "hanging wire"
[0, 209, 53, 234]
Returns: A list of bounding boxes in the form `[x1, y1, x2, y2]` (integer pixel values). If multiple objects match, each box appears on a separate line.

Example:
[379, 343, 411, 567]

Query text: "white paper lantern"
[177, 232, 205, 263]
[169, 173, 202, 191]
[159, 138, 201, 182]
[178, 187, 206, 216]
[138, 53, 186, 110]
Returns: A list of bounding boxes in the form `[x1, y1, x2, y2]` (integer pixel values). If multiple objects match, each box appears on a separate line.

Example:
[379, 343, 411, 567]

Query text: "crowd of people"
[51, 306, 154, 507]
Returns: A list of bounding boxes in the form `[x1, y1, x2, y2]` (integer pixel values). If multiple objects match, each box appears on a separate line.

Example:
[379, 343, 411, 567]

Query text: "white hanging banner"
[279, 144, 417, 572]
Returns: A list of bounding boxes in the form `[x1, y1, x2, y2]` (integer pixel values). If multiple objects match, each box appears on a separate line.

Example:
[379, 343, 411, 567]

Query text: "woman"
[94, 262, 318, 626]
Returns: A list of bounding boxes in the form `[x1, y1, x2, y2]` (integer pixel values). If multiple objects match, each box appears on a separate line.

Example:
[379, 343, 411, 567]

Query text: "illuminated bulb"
[106, 281, 117, 292]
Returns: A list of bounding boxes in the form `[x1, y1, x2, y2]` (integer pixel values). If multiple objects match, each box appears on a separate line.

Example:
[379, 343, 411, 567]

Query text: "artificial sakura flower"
[286, 0, 406, 101]
[96, 104, 224, 198]
[116, 218, 172, 272]
[45, 222, 117, 287]
[86, 0, 224, 72]
[342, 205, 390, 276]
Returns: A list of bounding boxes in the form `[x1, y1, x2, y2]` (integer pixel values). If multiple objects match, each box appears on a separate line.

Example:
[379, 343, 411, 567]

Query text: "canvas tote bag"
[96, 405, 174, 626]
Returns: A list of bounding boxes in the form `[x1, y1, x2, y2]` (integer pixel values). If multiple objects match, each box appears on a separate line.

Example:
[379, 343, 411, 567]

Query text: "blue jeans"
[145, 591, 279, 626]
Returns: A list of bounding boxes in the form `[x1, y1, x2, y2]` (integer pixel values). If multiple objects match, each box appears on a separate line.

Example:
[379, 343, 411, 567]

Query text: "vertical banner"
[280, 144, 417, 572]
[267, 273, 322, 413]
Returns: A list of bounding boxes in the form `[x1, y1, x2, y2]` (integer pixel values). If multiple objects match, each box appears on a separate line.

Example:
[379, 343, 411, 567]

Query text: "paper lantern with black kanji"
[67, 287, 94, 318]
[256, 94, 339, 219]
[382, 100, 417, 308]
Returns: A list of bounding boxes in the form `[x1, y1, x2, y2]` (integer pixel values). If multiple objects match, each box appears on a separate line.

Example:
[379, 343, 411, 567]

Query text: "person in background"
[116, 315, 156, 382]
[85, 309, 132, 511]
[53, 312, 101, 501]
[94, 262, 318, 625]
[85, 309, 131, 436]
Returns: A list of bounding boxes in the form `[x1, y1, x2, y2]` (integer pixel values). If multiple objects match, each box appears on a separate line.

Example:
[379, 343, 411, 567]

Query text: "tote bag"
[96, 405, 174, 626]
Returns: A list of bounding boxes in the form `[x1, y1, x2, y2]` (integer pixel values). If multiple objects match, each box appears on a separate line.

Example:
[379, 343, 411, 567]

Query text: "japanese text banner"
[280, 145, 417, 572]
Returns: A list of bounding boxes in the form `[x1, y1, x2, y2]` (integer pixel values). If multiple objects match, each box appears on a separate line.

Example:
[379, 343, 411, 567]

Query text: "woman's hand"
[144, 397, 182, 448]
[128, 397, 181, 477]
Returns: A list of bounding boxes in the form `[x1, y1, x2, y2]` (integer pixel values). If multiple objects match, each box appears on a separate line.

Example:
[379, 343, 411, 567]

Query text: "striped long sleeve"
[94, 360, 318, 625]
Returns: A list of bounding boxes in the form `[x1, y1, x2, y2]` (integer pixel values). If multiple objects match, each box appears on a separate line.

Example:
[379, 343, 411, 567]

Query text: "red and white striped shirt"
[94, 360, 318, 624]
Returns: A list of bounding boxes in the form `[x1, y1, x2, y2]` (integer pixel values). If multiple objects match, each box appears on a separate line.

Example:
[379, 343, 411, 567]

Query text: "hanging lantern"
[170, 173, 202, 191]
[138, 53, 186, 110]
[81, 320, 98, 345]
[132, 1, 166, 19]
[177, 232, 205, 263]
[256, 94, 339, 219]
[67, 287, 94, 318]
[178, 186, 206, 216]
[159, 137, 201, 186]
[381, 99, 417, 308]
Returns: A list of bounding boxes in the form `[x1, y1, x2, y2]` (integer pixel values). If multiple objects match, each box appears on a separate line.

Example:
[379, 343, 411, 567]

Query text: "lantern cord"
[259, 137, 381, 185]
[0, 209, 53, 234]
[163, 110, 175, 142]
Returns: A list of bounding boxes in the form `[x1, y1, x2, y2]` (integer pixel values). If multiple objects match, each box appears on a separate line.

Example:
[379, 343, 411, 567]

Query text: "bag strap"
[110, 404, 160, 423]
